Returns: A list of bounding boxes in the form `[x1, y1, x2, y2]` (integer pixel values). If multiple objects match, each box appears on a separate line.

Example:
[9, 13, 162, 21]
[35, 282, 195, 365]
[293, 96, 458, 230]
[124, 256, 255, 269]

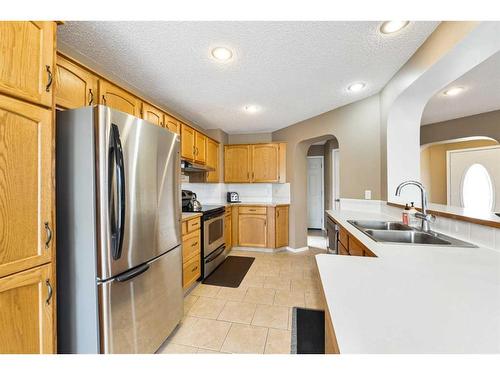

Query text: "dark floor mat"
[202, 256, 255, 288]
[291, 307, 325, 354]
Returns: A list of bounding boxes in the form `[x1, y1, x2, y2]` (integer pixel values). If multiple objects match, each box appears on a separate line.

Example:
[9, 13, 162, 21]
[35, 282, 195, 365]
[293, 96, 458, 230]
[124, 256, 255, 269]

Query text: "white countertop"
[316, 209, 500, 353]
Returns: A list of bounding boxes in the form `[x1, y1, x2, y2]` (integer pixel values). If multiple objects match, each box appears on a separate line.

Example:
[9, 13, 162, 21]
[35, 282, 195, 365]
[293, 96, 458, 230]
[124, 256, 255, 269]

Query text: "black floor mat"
[202, 256, 255, 288]
[291, 307, 325, 354]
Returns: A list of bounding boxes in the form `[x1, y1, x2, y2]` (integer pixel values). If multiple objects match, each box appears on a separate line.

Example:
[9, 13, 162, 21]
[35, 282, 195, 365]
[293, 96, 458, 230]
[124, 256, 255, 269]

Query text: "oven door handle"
[205, 246, 226, 263]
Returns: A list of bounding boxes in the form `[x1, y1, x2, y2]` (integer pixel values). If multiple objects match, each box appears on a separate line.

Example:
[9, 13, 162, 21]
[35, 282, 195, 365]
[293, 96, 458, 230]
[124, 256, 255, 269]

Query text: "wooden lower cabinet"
[181, 216, 201, 289]
[275, 206, 289, 248]
[224, 208, 232, 251]
[0, 263, 55, 353]
[334, 220, 377, 258]
[238, 213, 267, 248]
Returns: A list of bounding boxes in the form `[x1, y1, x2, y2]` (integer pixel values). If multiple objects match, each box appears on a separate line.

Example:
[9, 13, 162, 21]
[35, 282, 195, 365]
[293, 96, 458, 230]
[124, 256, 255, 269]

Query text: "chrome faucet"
[395, 180, 435, 232]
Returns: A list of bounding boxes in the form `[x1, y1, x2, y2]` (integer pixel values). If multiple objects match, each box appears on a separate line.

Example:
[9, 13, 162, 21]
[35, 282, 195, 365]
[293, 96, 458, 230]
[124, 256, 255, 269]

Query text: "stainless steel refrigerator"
[56, 106, 182, 354]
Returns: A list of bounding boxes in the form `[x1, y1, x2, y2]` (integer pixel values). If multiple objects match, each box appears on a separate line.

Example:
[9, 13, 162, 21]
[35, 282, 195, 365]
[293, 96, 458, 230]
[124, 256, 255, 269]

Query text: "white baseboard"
[231, 246, 275, 253]
[286, 246, 309, 253]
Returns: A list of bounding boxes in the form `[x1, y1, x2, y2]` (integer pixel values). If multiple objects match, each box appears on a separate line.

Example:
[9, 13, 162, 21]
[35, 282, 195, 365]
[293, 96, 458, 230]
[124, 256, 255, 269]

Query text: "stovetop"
[182, 204, 225, 215]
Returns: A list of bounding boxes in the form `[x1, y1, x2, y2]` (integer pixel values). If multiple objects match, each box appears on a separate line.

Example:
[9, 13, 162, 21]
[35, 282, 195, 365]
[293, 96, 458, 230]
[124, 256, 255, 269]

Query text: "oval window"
[461, 163, 494, 211]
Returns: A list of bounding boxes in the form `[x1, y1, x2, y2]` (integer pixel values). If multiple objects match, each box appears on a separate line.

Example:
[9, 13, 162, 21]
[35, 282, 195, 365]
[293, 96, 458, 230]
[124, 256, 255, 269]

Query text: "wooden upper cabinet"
[181, 123, 195, 160]
[0, 21, 55, 108]
[98, 80, 141, 117]
[252, 143, 280, 182]
[0, 94, 54, 278]
[206, 138, 219, 182]
[224, 145, 251, 183]
[195, 132, 207, 164]
[55, 54, 98, 110]
[141, 102, 163, 126]
[275, 206, 289, 248]
[0, 263, 55, 353]
[238, 213, 267, 247]
[164, 113, 180, 134]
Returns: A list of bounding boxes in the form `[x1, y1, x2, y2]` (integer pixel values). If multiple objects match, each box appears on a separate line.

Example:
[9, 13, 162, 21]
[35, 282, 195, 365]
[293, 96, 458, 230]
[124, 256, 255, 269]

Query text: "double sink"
[347, 220, 477, 248]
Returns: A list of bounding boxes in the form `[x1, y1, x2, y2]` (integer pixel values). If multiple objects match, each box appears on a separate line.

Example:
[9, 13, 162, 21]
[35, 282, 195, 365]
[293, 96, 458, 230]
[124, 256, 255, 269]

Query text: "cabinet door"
[224, 214, 232, 250]
[238, 214, 267, 247]
[164, 113, 180, 134]
[98, 80, 141, 117]
[275, 206, 289, 248]
[194, 132, 206, 164]
[181, 123, 195, 160]
[141, 102, 163, 126]
[224, 145, 251, 183]
[0, 263, 55, 353]
[251, 143, 280, 182]
[206, 138, 219, 182]
[55, 54, 98, 109]
[0, 94, 54, 278]
[0, 21, 55, 107]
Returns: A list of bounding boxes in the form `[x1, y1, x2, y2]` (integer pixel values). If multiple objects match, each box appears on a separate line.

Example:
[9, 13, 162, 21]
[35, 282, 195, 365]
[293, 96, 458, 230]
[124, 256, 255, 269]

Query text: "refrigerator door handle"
[109, 123, 126, 260]
[115, 263, 150, 282]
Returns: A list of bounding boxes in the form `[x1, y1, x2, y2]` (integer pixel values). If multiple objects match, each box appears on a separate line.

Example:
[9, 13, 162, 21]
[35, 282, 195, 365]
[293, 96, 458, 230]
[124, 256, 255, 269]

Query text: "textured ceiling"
[58, 21, 438, 133]
[422, 51, 500, 125]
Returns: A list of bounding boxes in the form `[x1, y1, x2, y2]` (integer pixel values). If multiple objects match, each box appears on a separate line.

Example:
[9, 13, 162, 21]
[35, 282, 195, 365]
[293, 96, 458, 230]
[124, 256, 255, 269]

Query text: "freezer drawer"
[98, 246, 183, 353]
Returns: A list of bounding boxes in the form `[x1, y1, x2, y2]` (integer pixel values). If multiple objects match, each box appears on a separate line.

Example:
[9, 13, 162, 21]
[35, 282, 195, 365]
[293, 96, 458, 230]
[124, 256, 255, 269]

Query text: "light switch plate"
[364, 190, 372, 200]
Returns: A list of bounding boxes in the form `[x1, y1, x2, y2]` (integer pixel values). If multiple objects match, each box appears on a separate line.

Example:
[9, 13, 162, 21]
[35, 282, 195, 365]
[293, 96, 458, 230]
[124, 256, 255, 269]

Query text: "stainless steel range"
[182, 190, 226, 279]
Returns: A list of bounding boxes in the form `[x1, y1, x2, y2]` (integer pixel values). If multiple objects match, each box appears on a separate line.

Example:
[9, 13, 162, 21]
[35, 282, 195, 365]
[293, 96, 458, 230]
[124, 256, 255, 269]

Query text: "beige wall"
[420, 139, 498, 204]
[421, 110, 500, 145]
[227, 132, 273, 144]
[272, 95, 380, 247]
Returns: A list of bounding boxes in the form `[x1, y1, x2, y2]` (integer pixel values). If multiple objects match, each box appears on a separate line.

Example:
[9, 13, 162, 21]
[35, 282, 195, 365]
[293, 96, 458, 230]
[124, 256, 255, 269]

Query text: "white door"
[448, 146, 500, 212]
[307, 157, 324, 229]
[332, 149, 340, 210]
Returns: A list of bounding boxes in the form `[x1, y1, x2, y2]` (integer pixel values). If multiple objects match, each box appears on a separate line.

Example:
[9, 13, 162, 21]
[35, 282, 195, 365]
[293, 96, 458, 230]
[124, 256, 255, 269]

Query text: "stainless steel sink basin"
[348, 220, 412, 231]
[347, 220, 477, 248]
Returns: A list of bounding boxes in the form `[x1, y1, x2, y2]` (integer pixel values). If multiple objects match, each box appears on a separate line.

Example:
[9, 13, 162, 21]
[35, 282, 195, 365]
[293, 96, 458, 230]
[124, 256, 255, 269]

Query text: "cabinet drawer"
[182, 230, 201, 261]
[348, 238, 365, 257]
[238, 206, 267, 215]
[187, 218, 201, 232]
[338, 227, 349, 249]
[338, 242, 349, 256]
[183, 256, 201, 288]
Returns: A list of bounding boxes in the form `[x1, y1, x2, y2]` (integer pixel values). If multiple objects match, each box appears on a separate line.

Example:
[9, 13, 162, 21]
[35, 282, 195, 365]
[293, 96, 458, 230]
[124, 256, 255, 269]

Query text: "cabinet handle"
[44, 222, 52, 249]
[88, 88, 94, 105]
[45, 65, 53, 92]
[191, 266, 198, 272]
[249, 209, 256, 212]
[102, 95, 107, 105]
[191, 242, 198, 247]
[46, 279, 53, 305]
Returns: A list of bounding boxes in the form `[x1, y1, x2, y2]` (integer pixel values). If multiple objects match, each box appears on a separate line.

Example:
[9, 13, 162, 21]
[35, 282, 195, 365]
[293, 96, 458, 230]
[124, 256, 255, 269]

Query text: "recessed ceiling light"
[244, 104, 260, 114]
[380, 21, 410, 34]
[347, 82, 366, 92]
[211, 47, 233, 62]
[443, 86, 465, 96]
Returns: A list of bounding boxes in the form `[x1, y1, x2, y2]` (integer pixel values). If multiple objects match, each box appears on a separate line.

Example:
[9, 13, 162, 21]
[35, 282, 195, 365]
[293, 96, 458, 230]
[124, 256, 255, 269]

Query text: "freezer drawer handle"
[116, 264, 150, 282]
[205, 246, 225, 263]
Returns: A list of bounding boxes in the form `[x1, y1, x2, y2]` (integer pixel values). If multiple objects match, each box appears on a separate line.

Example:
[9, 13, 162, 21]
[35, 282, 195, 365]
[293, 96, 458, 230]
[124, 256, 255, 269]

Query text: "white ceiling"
[58, 21, 438, 134]
[421, 51, 500, 125]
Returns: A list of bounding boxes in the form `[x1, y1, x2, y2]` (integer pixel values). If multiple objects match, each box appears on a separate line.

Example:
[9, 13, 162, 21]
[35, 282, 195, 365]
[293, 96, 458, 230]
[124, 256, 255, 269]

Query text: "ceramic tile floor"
[157, 247, 327, 354]
[307, 229, 328, 250]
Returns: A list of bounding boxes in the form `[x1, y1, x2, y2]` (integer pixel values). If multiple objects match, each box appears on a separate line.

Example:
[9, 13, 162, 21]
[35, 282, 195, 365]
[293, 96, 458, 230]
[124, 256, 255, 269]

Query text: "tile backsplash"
[181, 183, 290, 204]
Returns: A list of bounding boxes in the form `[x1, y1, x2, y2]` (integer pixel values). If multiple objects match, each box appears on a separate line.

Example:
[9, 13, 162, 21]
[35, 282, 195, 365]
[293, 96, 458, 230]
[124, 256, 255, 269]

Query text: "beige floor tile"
[187, 297, 226, 319]
[279, 269, 304, 281]
[265, 329, 292, 354]
[288, 307, 293, 330]
[171, 317, 231, 351]
[303, 269, 320, 280]
[218, 301, 257, 324]
[190, 284, 221, 298]
[221, 323, 268, 354]
[290, 278, 319, 293]
[251, 304, 289, 330]
[305, 292, 325, 309]
[243, 287, 276, 305]
[264, 276, 291, 291]
[183, 294, 199, 315]
[157, 342, 198, 354]
[197, 348, 224, 354]
[274, 290, 306, 308]
[215, 286, 248, 302]
[240, 274, 266, 288]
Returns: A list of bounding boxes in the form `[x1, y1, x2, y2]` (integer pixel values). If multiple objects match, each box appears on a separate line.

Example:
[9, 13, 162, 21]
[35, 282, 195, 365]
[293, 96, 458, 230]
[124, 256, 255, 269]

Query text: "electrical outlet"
[364, 190, 372, 200]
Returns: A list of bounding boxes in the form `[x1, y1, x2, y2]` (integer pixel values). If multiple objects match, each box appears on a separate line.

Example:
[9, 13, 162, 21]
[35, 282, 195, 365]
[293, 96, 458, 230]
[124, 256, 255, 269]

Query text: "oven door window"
[208, 218, 223, 244]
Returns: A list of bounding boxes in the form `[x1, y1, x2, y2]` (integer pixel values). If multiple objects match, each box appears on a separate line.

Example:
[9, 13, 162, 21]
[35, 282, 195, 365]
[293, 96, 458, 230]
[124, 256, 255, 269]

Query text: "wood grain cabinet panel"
[181, 123, 195, 160]
[141, 102, 163, 126]
[55, 54, 97, 109]
[251, 143, 280, 182]
[238, 214, 267, 248]
[0, 21, 55, 108]
[194, 132, 206, 164]
[225, 211, 232, 250]
[206, 138, 219, 182]
[98, 80, 141, 117]
[164, 113, 180, 134]
[224, 145, 251, 183]
[0, 94, 54, 278]
[275, 206, 289, 248]
[0, 263, 54, 353]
